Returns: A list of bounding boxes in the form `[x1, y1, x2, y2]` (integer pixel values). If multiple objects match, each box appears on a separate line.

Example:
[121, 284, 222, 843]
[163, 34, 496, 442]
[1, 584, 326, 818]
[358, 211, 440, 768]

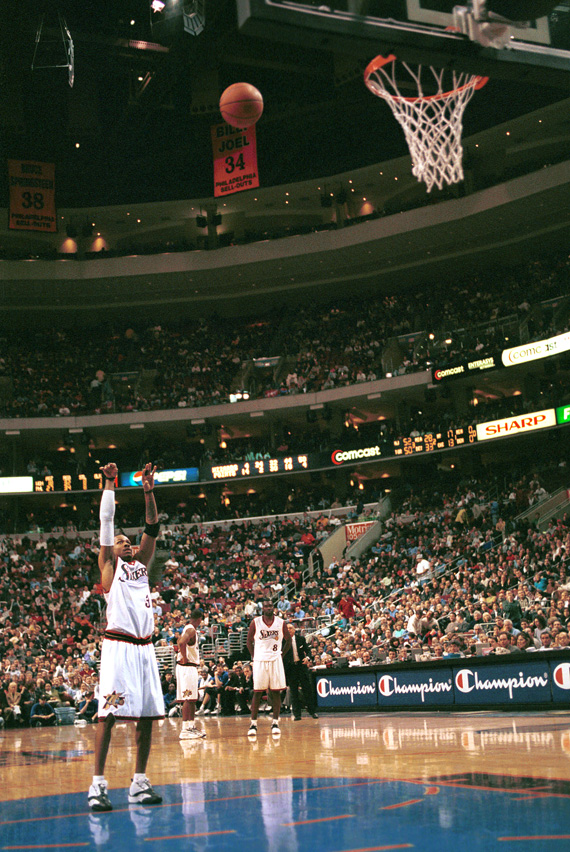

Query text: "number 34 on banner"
[211, 123, 260, 198]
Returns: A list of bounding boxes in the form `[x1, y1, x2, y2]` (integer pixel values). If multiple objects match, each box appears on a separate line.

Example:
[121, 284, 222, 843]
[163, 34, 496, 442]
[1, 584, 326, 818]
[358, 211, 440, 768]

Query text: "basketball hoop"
[364, 54, 488, 193]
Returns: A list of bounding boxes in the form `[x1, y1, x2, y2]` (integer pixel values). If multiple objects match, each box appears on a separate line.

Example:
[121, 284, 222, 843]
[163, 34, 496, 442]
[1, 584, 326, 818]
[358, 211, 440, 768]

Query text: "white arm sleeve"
[99, 489, 115, 546]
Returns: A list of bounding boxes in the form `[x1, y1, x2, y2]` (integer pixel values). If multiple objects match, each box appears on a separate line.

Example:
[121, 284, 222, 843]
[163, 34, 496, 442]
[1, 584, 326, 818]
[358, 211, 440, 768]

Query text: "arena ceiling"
[0, 0, 568, 207]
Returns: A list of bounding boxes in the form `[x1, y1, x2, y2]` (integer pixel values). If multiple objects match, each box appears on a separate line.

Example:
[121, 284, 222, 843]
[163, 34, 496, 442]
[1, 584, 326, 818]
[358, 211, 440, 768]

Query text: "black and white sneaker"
[128, 778, 162, 805]
[88, 781, 112, 812]
[180, 726, 207, 740]
[271, 720, 281, 737]
[247, 722, 258, 738]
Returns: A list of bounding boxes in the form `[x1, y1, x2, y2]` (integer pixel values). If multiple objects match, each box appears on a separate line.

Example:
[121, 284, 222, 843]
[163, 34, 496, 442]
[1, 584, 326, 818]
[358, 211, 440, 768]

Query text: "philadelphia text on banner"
[211, 122, 259, 197]
[8, 160, 57, 232]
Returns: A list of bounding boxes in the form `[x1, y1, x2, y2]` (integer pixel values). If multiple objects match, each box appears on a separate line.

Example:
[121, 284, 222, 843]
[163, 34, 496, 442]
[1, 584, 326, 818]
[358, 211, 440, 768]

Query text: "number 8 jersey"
[252, 615, 285, 661]
[105, 556, 154, 638]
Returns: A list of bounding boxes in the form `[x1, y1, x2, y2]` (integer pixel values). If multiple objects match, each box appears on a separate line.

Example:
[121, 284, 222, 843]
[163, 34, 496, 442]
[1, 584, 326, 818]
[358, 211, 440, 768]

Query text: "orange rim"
[364, 53, 488, 103]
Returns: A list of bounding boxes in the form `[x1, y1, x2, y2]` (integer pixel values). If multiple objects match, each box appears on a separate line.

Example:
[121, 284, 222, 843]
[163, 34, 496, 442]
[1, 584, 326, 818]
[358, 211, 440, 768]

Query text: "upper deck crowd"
[0, 252, 567, 421]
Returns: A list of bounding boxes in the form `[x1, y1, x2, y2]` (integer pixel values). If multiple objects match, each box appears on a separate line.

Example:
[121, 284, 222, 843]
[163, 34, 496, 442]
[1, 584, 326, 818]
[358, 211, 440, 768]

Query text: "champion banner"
[8, 160, 57, 232]
[211, 123, 259, 197]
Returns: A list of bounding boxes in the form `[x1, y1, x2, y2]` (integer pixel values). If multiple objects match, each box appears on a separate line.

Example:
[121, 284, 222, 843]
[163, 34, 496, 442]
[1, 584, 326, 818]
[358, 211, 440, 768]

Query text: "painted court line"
[282, 814, 354, 826]
[499, 835, 570, 842]
[382, 799, 424, 810]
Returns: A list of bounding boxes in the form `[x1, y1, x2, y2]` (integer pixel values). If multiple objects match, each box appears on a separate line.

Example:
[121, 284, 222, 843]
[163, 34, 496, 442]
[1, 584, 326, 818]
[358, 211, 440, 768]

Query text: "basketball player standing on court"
[176, 608, 206, 740]
[246, 598, 291, 738]
[88, 462, 164, 812]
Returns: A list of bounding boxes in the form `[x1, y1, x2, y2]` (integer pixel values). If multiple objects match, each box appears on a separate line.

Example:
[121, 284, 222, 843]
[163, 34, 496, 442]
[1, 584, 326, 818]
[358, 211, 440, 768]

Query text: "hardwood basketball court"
[2, 710, 570, 851]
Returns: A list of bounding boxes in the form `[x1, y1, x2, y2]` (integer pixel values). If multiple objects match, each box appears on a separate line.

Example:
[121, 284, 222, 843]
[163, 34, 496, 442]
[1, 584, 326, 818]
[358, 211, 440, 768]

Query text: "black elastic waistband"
[104, 630, 153, 646]
[177, 661, 199, 667]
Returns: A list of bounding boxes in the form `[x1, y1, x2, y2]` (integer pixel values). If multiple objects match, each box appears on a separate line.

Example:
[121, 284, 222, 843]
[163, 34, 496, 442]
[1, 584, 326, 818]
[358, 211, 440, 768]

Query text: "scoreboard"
[33, 472, 106, 493]
[393, 426, 477, 456]
[203, 454, 310, 481]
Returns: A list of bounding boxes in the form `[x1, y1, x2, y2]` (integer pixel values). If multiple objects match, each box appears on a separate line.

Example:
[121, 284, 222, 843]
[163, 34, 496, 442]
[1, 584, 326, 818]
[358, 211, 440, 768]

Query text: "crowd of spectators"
[2, 466, 569, 727]
[0, 252, 568, 420]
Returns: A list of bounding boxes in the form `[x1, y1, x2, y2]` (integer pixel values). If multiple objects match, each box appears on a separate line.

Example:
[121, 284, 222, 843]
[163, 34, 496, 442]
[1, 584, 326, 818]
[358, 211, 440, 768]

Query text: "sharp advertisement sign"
[476, 409, 556, 442]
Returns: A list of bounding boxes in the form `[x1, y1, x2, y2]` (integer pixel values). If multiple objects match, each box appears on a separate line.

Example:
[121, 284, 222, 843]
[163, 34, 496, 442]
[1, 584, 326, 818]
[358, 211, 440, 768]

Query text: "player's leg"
[88, 716, 115, 812]
[134, 717, 153, 774]
[128, 718, 162, 805]
[269, 688, 282, 736]
[268, 658, 286, 735]
[89, 637, 120, 812]
[269, 687, 282, 720]
[94, 715, 115, 775]
[129, 645, 164, 805]
[250, 689, 264, 720]
[180, 698, 206, 739]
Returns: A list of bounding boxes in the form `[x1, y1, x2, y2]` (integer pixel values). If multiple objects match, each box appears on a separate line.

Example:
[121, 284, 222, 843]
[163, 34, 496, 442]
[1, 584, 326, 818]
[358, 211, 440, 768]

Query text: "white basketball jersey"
[105, 556, 154, 638]
[177, 625, 200, 665]
[253, 615, 284, 662]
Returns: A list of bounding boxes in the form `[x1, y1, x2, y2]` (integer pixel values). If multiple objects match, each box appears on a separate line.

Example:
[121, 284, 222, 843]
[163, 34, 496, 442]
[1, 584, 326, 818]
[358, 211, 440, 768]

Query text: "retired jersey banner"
[211, 123, 259, 197]
[8, 160, 57, 232]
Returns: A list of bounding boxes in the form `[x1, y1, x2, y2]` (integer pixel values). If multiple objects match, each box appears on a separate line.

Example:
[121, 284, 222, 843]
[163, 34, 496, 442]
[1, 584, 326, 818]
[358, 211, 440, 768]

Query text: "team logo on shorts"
[183, 689, 192, 699]
[102, 691, 126, 710]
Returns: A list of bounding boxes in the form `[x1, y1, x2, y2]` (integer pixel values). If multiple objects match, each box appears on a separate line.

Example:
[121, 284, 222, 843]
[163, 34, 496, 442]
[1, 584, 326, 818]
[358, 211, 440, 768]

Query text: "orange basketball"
[219, 82, 263, 129]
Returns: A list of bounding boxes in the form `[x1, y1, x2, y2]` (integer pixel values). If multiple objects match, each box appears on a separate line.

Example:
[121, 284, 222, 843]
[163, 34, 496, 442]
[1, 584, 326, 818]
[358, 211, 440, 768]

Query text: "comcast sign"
[331, 445, 382, 465]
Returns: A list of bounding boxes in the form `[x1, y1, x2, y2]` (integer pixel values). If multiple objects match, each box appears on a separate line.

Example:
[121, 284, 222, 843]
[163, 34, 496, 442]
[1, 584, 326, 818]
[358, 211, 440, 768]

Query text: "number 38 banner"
[8, 160, 57, 232]
[211, 123, 259, 198]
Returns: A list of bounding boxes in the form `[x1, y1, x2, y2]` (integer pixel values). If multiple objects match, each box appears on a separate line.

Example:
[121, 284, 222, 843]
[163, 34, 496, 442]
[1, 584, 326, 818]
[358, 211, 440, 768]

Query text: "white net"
[365, 57, 487, 193]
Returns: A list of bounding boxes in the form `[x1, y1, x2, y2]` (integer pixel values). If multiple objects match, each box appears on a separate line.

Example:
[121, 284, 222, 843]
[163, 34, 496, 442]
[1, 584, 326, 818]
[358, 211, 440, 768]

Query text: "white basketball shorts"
[253, 658, 286, 691]
[97, 634, 165, 720]
[176, 664, 199, 702]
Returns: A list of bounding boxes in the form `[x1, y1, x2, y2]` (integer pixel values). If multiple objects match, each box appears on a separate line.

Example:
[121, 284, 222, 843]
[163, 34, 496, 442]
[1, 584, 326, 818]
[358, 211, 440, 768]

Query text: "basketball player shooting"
[88, 462, 164, 812]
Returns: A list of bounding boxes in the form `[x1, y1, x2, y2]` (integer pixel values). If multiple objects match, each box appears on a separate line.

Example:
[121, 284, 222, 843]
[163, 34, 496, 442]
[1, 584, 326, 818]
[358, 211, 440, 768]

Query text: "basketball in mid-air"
[219, 83, 264, 129]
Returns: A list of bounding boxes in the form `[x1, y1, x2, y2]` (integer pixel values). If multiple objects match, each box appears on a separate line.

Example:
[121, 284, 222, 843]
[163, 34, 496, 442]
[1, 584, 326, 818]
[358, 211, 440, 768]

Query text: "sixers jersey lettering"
[105, 556, 154, 638]
[253, 615, 284, 661]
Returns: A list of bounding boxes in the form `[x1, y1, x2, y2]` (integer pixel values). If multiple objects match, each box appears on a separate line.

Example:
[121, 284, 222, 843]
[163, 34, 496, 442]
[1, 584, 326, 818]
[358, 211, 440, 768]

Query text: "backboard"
[236, 1, 570, 88]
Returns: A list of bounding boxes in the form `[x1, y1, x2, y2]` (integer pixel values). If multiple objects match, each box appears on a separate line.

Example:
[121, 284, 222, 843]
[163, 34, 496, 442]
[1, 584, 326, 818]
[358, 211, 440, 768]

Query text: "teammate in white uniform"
[88, 462, 164, 813]
[246, 599, 291, 738]
[176, 608, 206, 740]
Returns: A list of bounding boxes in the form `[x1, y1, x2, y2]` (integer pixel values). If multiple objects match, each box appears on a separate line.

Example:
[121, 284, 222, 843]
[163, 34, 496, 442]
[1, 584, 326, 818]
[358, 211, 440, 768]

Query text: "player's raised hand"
[100, 462, 118, 482]
[141, 463, 157, 492]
